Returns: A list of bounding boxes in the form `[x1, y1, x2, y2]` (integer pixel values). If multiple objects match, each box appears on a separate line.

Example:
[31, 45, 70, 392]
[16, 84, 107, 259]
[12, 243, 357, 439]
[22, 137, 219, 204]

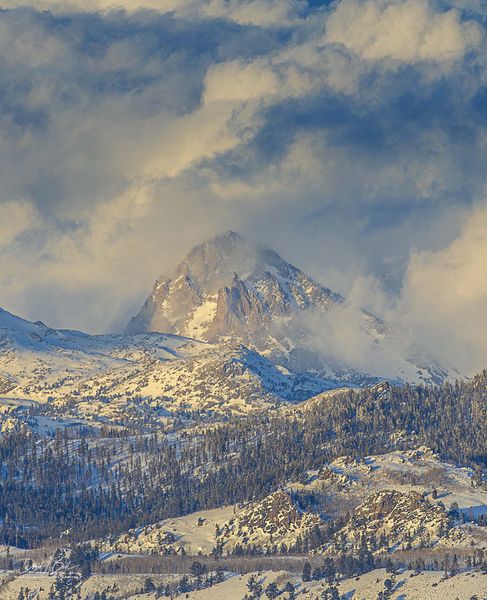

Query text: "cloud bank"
[325, 0, 483, 63]
[0, 0, 486, 375]
[399, 203, 487, 374]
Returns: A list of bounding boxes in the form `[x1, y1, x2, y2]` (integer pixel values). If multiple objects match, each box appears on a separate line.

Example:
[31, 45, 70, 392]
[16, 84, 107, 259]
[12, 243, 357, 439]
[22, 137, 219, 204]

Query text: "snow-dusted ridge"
[0, 306, 345, 424]
[96, 446, 487, 559]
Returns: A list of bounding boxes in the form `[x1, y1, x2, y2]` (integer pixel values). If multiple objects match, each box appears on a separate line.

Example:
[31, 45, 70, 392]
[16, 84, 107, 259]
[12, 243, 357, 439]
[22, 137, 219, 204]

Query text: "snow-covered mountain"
[126, 231, 453, 385]
[0, 232, 456, 424]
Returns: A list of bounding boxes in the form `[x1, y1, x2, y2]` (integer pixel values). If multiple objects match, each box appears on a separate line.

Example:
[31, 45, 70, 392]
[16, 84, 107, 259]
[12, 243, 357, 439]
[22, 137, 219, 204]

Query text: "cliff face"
[217, 491, 323, 552]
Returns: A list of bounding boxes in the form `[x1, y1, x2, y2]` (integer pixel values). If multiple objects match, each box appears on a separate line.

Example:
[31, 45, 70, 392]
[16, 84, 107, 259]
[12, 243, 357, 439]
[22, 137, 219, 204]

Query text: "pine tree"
[322, 584, 340, 600]
[302, 561, 312, 582]
[264, 582, 279, 600]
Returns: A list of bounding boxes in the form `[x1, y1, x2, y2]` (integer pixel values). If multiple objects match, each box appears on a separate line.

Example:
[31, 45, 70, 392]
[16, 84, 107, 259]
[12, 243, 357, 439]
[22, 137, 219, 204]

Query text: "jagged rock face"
[328, 490, 452, 554]
[218, 491, 322, 552]
[126, 231, 344, 353]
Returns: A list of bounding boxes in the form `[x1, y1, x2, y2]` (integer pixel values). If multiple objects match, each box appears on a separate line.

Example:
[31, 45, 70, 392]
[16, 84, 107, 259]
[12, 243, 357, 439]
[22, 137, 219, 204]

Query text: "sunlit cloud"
[325, 0, 483, 64]
[398, 201, 487, 375]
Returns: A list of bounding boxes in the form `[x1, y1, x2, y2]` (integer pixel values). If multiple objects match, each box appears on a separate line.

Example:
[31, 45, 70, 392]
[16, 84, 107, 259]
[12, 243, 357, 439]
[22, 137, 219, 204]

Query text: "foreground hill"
[1, 567, 486, 599]
[179, 569, 487, 599]
[0, 371, 485, 549]
[0, 384, 485, 598]
[95, 446, 487, 559]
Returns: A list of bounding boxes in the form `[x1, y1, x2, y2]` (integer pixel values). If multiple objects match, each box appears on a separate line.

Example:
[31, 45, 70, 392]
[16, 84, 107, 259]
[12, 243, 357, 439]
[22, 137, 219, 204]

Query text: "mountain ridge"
[0, 304, 344, 424]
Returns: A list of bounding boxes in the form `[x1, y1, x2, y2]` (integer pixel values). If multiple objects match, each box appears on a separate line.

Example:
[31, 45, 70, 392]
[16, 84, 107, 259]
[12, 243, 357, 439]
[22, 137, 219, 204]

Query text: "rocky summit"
[125, 231, 345, 344]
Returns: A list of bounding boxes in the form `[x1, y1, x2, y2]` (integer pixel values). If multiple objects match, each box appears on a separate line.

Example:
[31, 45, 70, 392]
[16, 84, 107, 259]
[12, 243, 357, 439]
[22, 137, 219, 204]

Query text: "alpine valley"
[0, 233, 486, 600]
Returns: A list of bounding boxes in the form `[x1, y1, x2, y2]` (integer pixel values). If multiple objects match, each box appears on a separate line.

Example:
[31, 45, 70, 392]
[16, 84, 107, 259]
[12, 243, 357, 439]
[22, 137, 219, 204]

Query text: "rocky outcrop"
[326, 490, 452, 554]
[101, 528, 179, 555]
[206, 273, 267, 341]
[318, 467, 353, 490]
[217, 491, 323, 552]
[0, 375, 16, 394]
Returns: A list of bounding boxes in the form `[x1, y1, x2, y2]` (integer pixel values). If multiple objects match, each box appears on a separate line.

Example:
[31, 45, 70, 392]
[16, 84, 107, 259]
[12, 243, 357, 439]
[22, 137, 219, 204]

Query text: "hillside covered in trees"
[0, 373, 485, 549]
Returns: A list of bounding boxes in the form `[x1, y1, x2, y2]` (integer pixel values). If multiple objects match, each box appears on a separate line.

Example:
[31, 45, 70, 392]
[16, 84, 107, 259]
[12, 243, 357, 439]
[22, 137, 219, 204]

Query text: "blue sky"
[1, 0, 487, 372]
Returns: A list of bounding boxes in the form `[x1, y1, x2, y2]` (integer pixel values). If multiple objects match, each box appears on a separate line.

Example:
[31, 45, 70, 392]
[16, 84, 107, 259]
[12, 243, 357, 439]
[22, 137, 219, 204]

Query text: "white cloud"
[203, 47, 359, 106]
[0, 0, 306, 25]
[113, 101, 256, 179]
[398, 202, 487, 374]
[204, 60, 282, 103]
[203, 0, 306, 26]
[0, 0, 178, 11]
[0, 200, 39, 246]
[325, 0, 483, 64]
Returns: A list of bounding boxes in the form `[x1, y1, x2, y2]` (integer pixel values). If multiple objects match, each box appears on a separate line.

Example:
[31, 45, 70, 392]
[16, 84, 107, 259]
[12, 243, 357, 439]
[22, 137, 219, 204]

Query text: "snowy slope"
[71, 342, 338, 416]
[0, 307, 342, 423]
[98, 491, 324, 557]
[98, 505, 238, 556]
[1, 568, 486, 599]
[288, 447, 487, 553]
[97, 447, 487, 558]
[180, 569, 487, 600]
[316, 447, 487, 522]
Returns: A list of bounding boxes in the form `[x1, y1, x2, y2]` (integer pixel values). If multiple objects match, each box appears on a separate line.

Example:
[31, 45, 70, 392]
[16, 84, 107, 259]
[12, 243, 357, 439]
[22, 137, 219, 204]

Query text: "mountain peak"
[124, 233, 452, 387]
[188, 230, 247, 258]
[125, 232, 343, 346]
[210, 230, 243, 244]
[194, 230, 246, 248]
[174, 231, 290, 293]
